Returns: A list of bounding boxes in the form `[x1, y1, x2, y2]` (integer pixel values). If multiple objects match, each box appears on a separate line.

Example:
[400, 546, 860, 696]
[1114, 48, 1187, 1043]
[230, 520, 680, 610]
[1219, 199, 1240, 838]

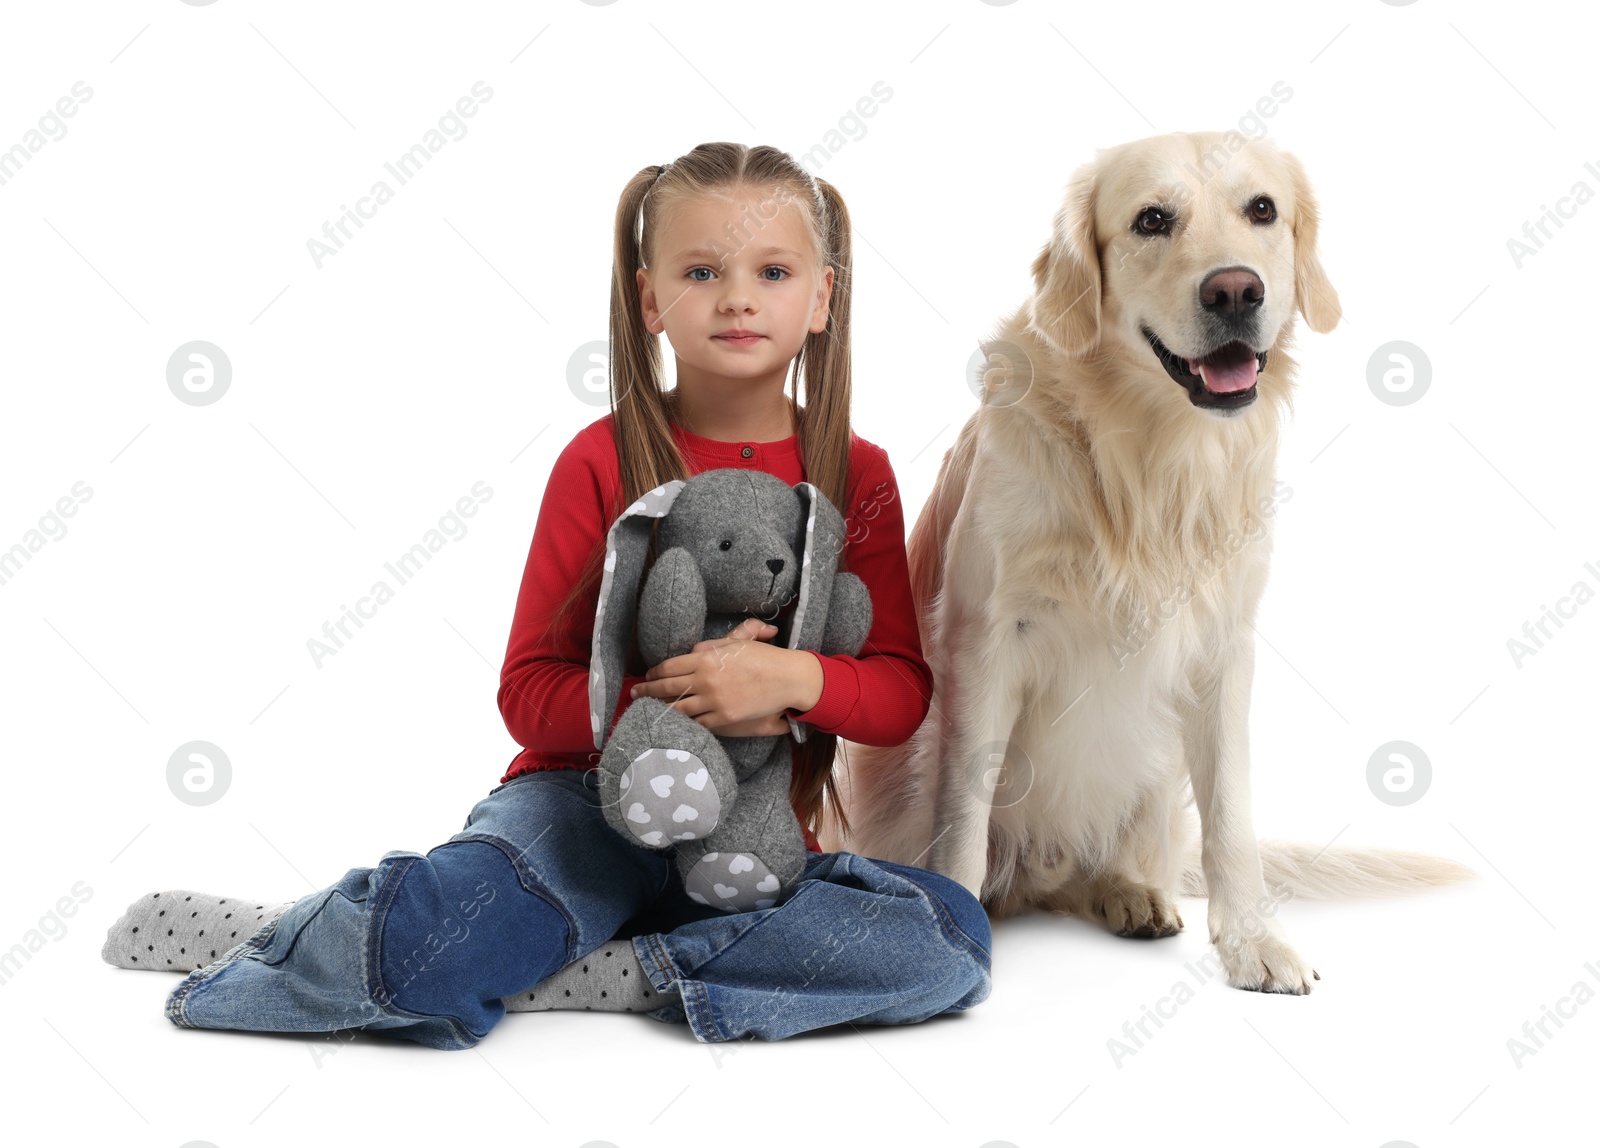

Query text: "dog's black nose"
[1200, 268, 1264, 318]
[767, 558, 785, 575]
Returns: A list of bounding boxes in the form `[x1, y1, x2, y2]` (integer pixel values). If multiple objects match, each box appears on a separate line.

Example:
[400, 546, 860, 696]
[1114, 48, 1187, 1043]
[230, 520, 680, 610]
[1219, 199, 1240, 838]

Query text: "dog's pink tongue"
[1187, 355, 1258, 393]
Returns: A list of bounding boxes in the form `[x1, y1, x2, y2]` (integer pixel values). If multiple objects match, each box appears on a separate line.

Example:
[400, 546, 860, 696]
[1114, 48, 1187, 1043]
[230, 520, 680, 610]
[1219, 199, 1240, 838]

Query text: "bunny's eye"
[718, 540, 732, 551]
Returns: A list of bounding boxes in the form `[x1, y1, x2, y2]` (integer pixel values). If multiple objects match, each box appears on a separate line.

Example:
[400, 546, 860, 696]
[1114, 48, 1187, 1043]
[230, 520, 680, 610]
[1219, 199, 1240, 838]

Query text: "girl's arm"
[783, 444, 933, 745]
[498, 425, 644, 760]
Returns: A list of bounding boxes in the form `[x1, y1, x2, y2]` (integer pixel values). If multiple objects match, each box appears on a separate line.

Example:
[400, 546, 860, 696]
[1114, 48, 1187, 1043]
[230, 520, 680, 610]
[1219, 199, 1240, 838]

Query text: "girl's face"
[636, 188, 833, 389]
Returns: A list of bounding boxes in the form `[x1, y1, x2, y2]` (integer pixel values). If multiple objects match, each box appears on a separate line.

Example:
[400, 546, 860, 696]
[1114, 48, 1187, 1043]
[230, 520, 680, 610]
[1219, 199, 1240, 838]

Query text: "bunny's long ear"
[787, 482, 848, 652]
[785, 481, 849, 742]
[590, 479, 687, 749]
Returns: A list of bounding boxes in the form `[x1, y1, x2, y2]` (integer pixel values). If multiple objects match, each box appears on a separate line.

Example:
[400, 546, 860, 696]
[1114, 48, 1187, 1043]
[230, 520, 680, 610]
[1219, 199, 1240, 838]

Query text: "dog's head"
[1027, 131, 1340, 418]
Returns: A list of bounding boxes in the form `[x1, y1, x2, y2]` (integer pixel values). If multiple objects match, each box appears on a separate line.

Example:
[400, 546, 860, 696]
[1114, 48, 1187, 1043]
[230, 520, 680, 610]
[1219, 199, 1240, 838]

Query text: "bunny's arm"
[636, 547, 707, 667]
[819, 571, 872, 656]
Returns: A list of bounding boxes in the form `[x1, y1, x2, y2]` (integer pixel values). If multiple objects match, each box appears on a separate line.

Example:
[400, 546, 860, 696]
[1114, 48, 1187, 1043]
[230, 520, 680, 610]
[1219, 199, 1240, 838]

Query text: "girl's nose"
[720, 279, 757, 312]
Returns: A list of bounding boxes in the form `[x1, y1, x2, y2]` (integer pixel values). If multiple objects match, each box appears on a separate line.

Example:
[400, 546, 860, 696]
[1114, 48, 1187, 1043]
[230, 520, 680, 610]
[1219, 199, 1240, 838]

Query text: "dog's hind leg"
[1023, 786, 1191, 937]
[1039, 870, 1184, 939]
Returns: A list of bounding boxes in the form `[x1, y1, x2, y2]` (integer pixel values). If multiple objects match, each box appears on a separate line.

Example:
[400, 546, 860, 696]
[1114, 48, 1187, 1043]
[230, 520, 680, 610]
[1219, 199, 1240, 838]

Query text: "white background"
[1, 1, 1595, 1145]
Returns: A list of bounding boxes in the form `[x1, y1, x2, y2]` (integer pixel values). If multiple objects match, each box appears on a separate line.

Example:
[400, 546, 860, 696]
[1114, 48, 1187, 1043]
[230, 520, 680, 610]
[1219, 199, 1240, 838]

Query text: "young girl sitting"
[101, 141, 992, 1049]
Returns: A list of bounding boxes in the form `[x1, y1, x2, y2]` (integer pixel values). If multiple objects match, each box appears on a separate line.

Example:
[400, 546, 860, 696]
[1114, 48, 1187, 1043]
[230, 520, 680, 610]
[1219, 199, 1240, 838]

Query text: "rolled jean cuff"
[165, 897, 294, 1031]
[634, 934, 713, 1039]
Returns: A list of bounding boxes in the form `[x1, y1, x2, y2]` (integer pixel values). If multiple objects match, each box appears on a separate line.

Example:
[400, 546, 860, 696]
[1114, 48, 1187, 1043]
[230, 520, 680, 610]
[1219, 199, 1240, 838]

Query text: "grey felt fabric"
[590, 469, 871, 911]
[673, 742, 806, 911]
[636, 547, 709, 669]
[820, 572, 872, 661]
[588, 480, 685, 750]
[608, 704, 733, 847]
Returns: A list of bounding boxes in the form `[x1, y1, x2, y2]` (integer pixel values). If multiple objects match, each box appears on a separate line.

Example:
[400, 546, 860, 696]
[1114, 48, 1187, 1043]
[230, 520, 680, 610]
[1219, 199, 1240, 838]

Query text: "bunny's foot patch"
[683, 852, 784, 913]
[618, 748, 722, 848]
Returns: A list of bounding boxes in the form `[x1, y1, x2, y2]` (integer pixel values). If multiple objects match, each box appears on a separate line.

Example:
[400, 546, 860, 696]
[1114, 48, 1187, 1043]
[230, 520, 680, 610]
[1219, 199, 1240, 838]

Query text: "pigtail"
[792, 178, 854, 522]
[545, 165, 691, 648]
[612, 165, 693, 512]
[787, 175, 855, 845]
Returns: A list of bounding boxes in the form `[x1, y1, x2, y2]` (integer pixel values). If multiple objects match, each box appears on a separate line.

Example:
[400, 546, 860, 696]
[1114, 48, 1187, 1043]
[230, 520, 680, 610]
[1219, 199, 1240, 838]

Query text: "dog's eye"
[1248, 196, 1277, 224]
[1134, 206, 1171, 237]
[718, 540, 732, 551]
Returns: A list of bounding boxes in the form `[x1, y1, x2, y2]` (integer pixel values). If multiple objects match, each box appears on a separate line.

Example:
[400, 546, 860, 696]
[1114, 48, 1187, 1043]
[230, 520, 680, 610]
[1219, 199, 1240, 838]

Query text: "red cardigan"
[497, 414, 932, 853]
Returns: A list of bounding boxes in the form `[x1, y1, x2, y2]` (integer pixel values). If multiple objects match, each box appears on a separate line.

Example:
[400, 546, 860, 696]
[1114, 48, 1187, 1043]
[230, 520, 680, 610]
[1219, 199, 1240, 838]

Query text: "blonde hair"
[551, 141, 858, 841]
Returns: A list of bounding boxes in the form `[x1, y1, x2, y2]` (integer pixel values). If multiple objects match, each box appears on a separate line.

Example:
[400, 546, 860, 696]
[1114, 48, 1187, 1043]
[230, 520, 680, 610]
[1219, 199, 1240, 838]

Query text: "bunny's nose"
[766, 558, 785, 575]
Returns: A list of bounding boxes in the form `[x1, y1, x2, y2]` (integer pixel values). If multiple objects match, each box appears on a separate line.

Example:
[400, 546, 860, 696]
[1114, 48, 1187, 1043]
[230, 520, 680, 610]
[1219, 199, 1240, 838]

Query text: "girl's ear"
[635, 267, 666, 335]
[1282, 150, 1341, 333]
[590, 478, 687, 749]
[808, 265, 834, 335]
[1027, 163, 1102, 358]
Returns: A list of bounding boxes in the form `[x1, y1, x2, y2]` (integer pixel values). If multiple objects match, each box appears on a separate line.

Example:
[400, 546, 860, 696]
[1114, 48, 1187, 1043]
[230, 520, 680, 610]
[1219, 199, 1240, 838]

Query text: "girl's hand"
[631, 616, 815, 737]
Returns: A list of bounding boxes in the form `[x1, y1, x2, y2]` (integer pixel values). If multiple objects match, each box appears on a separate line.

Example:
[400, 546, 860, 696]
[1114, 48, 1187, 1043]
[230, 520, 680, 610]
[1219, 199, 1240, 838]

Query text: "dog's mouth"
[1144, 328, 1267, 413]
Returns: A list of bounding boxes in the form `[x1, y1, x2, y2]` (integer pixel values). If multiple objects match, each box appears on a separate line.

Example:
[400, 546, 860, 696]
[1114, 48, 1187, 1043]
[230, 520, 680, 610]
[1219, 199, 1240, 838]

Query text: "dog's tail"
[1179, 839, 1475, 899]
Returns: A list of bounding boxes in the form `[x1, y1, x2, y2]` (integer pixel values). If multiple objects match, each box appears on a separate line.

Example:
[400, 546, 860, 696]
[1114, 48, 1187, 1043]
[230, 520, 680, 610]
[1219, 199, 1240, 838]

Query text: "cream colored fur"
[822, 132, 1471, 994]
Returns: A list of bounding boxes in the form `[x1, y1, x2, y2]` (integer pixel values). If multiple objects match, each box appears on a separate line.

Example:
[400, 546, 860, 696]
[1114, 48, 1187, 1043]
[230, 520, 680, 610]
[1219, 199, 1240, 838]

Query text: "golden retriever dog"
[824, 132, 1470, 994]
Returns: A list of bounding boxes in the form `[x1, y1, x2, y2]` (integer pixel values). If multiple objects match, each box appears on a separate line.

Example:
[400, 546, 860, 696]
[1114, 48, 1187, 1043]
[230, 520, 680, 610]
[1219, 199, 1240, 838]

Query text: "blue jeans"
[165, 768, 992, 1049]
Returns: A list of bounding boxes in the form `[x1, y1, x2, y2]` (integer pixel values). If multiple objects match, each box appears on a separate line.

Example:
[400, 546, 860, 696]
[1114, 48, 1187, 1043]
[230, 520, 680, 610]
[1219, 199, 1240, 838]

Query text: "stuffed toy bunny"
[587, 468, 872, 912]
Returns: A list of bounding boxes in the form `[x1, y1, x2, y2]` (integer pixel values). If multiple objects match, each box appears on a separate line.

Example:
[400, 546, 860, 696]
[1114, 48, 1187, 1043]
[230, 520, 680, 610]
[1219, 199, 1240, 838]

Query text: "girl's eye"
[685, 266, 789, 282]
[718, 540, 732, 551]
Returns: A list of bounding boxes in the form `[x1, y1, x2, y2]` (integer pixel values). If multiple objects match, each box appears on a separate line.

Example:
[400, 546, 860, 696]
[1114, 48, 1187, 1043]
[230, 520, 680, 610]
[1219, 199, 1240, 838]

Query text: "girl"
[102, 142, 992, 1049]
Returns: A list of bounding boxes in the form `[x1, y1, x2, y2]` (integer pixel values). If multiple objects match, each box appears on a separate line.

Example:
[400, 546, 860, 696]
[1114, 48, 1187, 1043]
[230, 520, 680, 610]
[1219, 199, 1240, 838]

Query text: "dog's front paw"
[1215, 928, 1319, 995]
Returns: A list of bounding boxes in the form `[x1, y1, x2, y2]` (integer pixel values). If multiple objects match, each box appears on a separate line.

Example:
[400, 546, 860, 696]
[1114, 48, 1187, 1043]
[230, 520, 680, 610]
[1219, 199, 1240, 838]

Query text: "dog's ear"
[1027, 164, 1102, 357]
[589, 478, 687, 749]
[1282, 151, 1341, 333]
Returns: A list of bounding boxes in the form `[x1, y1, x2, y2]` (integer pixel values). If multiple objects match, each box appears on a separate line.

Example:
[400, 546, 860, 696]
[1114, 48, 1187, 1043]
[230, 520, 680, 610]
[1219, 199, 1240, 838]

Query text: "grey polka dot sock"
[101, 890, 296, 972]
[504, 940, 676, 1014]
